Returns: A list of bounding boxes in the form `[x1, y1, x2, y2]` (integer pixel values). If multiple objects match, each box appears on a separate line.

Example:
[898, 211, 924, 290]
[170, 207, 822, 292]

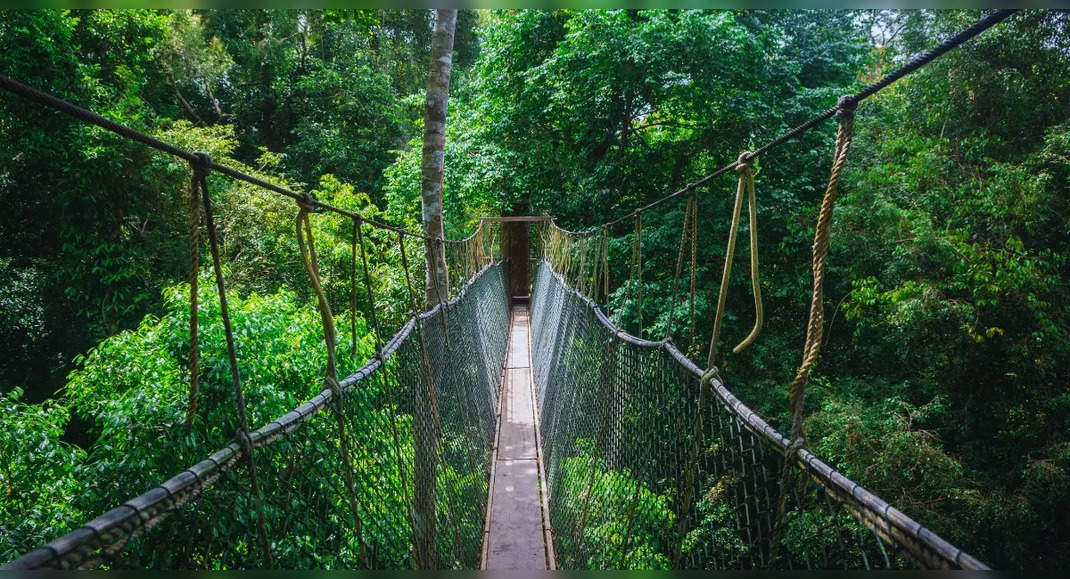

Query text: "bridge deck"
[482, 305, 554, 569]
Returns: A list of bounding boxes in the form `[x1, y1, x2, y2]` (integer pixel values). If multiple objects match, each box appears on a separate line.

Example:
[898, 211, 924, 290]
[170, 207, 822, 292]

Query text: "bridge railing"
[530, 260, 987, 570]
[4, 261, 510, 570]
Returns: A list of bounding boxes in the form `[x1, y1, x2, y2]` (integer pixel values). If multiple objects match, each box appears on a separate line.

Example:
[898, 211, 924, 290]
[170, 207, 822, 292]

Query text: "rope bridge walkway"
[0, 9, 1018, 571]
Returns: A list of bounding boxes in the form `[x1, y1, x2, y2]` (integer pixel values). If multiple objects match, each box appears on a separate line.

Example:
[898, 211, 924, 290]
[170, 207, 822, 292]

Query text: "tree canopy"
[1, 8, 1067, 569]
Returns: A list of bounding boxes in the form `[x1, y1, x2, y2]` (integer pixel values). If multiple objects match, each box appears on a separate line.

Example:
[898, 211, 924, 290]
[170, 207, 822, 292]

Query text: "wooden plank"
[482, 305, 550, 570]
[486, 459, 545, 569]
[499, 368, 536, 460]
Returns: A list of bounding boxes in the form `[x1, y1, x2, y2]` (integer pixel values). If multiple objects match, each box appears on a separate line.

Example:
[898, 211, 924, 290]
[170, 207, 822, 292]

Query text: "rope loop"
[785, 435, 806, 459]
[788, 100, 856, 442]
[706, 152, 764, 366]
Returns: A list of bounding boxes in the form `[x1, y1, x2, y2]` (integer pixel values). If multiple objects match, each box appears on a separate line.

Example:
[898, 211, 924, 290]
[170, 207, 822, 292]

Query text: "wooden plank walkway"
[482, 305, 555, 569]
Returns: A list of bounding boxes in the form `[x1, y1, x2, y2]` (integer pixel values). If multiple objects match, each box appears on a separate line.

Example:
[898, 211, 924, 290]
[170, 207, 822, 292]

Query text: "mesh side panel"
[5, 262, 509, 570]
[531, 260, 973, 570]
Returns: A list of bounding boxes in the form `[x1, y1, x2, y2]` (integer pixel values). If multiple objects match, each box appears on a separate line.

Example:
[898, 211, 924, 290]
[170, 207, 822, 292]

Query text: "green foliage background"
[0, 8, 1066, 569]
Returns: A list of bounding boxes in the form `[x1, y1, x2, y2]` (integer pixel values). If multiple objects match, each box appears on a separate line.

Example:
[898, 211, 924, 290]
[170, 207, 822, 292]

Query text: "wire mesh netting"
[530, 260, 986, 570]
[5, 262, 509, 570]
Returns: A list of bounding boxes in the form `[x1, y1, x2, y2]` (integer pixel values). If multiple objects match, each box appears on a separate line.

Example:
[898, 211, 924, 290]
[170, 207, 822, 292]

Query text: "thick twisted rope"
[295, 197, 336, 378]
[789, 99, 855, 442]
[768, 101, 856, 566]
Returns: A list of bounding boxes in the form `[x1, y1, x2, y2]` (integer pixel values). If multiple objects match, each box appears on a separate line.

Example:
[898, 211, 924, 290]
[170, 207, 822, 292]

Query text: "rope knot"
[700, 366, 720, 385]
[785, 435, 807, 459]
[735, 151, 754, 173]
[837, 95, 858, 116]
[325, 376, 343, 397]
[296, 192, 321, 213]
[235, 428, 255, 453]
[190, 152, 212, 180]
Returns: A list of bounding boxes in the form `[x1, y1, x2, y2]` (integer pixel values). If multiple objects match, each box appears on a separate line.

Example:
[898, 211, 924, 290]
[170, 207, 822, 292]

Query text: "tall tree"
[420, 9, 456, 307]
[414, 8, 456, 570]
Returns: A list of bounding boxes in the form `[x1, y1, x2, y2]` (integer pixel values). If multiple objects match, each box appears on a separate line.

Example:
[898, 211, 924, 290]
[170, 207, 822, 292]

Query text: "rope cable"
[732, 154, 763, 355]
[789, 99, 856, 442]
[295, 198, 370, 568]
[192, 153, 274, 569]
[665, 191, 696, 341]
[768, 100, 856, 566]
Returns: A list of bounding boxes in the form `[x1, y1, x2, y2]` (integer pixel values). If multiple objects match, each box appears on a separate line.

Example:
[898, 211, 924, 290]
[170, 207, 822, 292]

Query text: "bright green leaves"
[154, 10, 234, 124]
[2, 271, 379, 558]
[0, 388, 88, 562]
[554, 452, 675, 570]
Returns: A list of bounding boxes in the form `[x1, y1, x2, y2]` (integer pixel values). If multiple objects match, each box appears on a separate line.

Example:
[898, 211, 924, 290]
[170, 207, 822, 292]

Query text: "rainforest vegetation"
[0, 9, 1067, 569]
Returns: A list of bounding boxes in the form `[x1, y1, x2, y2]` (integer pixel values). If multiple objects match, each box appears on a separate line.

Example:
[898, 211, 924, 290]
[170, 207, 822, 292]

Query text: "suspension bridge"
[0, 10, 1018, 571]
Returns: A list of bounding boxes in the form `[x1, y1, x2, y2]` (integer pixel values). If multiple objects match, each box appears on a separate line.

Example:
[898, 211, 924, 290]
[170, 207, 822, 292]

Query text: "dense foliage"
[0, 8, 1066, 569]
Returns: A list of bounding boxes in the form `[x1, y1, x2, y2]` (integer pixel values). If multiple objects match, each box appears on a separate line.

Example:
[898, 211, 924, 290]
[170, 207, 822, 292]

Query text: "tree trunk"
[421, 9, 455, 308]
[415, 8, 455, 571]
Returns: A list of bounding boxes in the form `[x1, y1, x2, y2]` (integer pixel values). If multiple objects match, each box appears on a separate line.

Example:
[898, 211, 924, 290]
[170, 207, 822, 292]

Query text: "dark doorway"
[486, 216, 549, 304]
[504, 221, 530, 300]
